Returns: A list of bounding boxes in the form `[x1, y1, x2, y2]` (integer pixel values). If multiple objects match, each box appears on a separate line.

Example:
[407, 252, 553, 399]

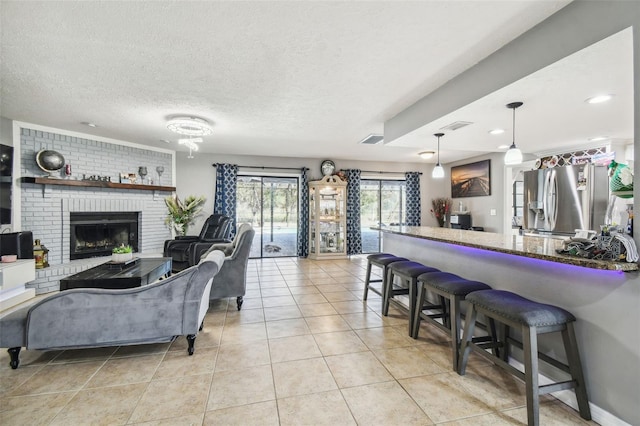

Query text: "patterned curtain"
[405, 172, 421, 226]
[297, 168, 309, 257]
[345, 169, 362, 255]
[214, 163, 238, 237]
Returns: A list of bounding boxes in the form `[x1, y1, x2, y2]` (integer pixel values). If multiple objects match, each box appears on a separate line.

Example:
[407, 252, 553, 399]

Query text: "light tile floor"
[0, 256, 596, 425]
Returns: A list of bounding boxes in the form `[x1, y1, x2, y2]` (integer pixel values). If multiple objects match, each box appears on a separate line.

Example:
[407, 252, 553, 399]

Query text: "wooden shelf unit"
[20, 177, 175, 192]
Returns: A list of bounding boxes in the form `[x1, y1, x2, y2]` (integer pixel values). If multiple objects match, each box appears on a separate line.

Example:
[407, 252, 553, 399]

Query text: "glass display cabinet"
[309, 175, 347, 259]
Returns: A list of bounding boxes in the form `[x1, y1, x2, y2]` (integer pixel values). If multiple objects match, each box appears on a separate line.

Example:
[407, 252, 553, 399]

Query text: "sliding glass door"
[360, 179, 406, 253]
[236, 175, 299, 258]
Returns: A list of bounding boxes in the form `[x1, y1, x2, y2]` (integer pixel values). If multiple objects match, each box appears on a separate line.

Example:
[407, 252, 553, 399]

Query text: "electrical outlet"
[490, 209, 497, 216]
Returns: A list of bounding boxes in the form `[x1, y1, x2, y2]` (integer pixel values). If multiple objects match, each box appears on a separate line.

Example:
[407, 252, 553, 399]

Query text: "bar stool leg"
[411, 282, 426, 338]
[562, 322, 592, 420]
[450, 295, 462, 371]
[523, 325, 540, 426]
[363, 261, 373, 300]
[382, 268, 393, 316]
[407, 277, 418, 335]
[457, 303, 477, 375]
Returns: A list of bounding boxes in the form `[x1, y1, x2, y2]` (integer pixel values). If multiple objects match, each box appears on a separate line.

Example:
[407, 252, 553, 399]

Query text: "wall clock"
[321, 160, 336, 176]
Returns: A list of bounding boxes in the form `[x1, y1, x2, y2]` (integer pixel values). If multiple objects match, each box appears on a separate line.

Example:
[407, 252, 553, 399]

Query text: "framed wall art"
[451, 159, 491, 198]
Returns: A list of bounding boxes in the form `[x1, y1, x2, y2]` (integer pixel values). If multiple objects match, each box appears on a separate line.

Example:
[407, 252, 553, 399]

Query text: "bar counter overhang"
[375, 225, 640, 424]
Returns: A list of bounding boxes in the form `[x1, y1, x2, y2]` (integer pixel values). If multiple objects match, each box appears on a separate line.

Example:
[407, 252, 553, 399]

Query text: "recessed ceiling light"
[489, 129, 505, 135]
[497, 144, 510, 149]
[418, 151, 435, 160]
[588, 136, 609, 142]
[82, 122, 97, 127]
[160, 139, 171, 144]
[585, 94, 614, 104]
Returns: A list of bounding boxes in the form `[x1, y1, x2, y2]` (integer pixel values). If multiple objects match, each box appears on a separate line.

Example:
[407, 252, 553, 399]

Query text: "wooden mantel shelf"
[20, 177, 175, 192]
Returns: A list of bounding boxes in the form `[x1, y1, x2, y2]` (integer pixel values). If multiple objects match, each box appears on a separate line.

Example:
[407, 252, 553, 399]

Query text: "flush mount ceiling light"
[588, 136, 609, 142]
[504, 101, 524, 165]
[81, 122, 98, 128]
[167, 117, 213, 136]
[489, 128, 504, 135]
[431, 133, 445, 179]
[419, 151, 435, 160]
[585, 94, 614, 104]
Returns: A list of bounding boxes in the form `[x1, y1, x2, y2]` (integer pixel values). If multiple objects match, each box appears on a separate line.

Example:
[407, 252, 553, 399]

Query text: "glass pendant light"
[432, 133, 445, 179]
[504, 102, 523, 165]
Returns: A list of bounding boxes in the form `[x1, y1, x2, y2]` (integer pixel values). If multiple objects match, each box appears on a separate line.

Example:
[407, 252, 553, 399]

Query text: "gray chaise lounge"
[0, 250, 225, 369]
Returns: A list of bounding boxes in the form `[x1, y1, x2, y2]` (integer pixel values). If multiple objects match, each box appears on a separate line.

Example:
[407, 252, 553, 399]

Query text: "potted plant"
[112, 244, 133, 263]
[165, 194, 206, 236]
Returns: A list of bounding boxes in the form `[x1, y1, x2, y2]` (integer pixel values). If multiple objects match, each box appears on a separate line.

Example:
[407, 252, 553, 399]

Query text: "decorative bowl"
[36, 150, 65, 174]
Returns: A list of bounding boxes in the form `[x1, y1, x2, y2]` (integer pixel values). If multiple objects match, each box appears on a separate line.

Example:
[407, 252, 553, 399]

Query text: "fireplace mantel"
[20, 177, 175, 192]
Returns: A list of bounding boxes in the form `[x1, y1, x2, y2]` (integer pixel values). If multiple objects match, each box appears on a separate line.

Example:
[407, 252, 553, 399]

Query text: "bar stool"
[363, 253, 408, 300]
[412, 272, 491, 370]
[458, 290, 591, 426]
[385, 260, 440, 334]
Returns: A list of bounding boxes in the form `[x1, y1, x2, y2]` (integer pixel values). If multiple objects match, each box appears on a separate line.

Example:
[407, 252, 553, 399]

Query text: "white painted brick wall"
[20, 128, 174, 294]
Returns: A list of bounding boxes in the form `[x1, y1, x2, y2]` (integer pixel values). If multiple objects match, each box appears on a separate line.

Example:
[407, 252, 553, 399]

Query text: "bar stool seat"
[412, 271, 491, 370]
[385, 260, 440, 334]
[363, 253, 408, 301]
[458, 290, 591, 426]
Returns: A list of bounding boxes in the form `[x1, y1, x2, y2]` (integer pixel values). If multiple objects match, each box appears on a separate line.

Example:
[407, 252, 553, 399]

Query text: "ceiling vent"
[439, 121, 473, 132]
[359, 134, 384, 145]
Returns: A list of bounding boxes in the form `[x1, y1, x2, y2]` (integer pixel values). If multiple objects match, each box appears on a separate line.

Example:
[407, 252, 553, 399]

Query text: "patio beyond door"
[236, 176, 299, 258]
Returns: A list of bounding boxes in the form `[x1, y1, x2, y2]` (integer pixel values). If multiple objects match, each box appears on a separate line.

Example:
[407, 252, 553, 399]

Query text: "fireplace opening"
[70, 212, 139, 260]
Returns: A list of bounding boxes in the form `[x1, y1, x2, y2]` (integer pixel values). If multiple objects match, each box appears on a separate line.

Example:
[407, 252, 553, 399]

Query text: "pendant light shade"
[432, 132, 445, 179]
[504, 102, 523, 165]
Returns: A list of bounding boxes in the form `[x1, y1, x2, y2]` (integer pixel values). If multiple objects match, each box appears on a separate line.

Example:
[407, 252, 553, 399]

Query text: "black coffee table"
[60, 257, 172, 291]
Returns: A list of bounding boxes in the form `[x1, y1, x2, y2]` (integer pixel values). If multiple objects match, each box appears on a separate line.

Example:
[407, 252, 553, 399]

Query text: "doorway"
[360, 179, 406, 253]
[236, 175, 299, 258]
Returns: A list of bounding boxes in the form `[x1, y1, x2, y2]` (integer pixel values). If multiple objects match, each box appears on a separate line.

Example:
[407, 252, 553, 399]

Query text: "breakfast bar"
[376, 225, 640, 423]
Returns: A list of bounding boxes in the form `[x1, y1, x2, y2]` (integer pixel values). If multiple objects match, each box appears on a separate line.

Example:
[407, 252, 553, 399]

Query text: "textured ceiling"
[1, 1, 573, 162]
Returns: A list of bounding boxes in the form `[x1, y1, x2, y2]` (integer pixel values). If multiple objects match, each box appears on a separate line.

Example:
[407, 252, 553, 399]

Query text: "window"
[360, 179, 406, 253]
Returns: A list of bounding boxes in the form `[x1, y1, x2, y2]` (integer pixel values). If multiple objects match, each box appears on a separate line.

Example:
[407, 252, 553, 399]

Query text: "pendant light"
[504, 101, 523, 165]
[432, 132, 445, 179]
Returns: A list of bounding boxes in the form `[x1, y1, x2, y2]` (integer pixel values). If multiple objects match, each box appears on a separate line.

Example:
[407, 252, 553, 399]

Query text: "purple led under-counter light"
[420, 238, 628, 277]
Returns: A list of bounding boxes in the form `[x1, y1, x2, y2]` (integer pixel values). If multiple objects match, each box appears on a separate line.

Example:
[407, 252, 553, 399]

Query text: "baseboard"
[508, 358, 631, 426]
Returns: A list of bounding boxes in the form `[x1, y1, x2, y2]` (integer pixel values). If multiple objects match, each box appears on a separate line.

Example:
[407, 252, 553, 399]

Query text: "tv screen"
[0, 144, 13, 224]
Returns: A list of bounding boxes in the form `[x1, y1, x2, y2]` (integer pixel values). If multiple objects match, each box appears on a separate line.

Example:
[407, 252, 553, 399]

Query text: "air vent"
[440, 121, 473, 132]
[359, 134, 384, 145]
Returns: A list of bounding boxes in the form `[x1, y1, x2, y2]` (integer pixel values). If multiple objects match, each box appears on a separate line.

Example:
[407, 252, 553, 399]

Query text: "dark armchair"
[163, 214, 231, 272]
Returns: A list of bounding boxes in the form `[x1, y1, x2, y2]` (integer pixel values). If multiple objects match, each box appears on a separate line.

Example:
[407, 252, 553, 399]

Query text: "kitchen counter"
[373, 226, 638, 271]
[377, 226, 640, 424]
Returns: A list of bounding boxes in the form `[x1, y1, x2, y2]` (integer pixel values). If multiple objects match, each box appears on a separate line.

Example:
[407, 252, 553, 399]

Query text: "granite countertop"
[374, 226, 639, 272]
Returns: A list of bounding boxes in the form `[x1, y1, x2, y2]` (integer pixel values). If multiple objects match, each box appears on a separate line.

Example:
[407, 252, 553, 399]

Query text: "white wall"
[175, 152, 449, 234]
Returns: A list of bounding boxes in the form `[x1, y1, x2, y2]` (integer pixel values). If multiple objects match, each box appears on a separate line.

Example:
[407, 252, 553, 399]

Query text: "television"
[0, 144, 14, 224]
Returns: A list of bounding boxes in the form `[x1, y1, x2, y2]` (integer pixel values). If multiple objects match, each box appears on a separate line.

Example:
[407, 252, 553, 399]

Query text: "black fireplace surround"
[70, 212, 139, 260]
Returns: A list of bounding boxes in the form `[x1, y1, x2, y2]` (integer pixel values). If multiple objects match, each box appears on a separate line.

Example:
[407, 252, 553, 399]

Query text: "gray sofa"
[0, 250, 225, 369]
[191, 224, 255, 310]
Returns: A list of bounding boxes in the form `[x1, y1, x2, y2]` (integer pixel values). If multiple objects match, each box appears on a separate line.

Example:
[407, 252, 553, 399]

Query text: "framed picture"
[451, 159, 491, 198]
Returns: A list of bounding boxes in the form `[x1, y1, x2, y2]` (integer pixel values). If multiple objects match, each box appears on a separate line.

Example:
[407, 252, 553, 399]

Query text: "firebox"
[70, 212, 139, 260]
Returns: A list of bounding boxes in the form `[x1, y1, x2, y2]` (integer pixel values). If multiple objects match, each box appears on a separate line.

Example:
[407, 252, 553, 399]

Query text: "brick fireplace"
[18, 126, 174, 293]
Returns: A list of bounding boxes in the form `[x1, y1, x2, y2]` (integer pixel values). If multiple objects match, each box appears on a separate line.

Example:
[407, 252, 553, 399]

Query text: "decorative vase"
[437, 218, 445, 227]
[112, 252, 133, 263]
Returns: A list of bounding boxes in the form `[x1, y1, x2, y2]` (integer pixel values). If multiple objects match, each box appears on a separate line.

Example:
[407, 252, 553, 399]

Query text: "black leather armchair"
[163, 214, 231, 272]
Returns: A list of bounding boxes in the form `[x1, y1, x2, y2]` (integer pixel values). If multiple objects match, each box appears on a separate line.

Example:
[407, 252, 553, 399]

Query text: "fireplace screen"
[70, 212, 139, 260]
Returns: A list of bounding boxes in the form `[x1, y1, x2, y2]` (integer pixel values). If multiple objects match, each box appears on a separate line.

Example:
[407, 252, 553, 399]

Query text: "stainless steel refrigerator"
[523, 164, 609, 235]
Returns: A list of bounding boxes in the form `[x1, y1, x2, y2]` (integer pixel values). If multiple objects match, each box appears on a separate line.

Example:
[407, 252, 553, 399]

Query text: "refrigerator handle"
[542, 171, 550, 229]
[548, 170, 558, 230]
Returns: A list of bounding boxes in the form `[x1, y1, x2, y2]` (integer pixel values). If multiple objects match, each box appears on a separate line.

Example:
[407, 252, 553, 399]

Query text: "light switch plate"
[490, 209, 497, 216]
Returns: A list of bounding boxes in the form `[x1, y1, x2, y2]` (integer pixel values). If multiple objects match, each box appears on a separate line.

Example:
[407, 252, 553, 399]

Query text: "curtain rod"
[360, 170, 422, 175]
[212, 164, 309, 171]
